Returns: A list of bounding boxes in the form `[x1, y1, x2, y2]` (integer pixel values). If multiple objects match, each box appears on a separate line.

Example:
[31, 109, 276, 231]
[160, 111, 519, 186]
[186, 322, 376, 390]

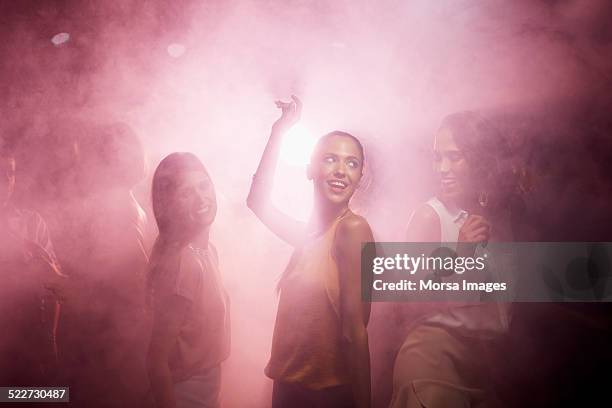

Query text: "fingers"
[459, 214, 491, 243]
[465, 215, 490, 230]
[470, 226, 490, 240]
[463, 215, 480, 229]
[275, 100, 292, 110]
[291, 94, 303, 115]
[275, 96, 302, 113]
[465, 214, 485, 224]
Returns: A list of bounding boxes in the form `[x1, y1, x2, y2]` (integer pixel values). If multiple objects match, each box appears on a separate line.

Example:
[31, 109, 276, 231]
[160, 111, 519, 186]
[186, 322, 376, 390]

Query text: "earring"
[478, 191, 489, 208]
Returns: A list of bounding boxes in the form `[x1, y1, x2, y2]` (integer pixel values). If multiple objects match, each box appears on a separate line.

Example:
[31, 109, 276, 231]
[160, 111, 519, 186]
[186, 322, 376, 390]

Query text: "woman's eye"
[448, 153, 462, 162]
[347, 160, 359, 169]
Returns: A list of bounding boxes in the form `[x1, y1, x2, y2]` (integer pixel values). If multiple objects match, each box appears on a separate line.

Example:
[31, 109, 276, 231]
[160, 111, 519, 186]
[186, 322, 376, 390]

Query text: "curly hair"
[439, 111, 514, 201]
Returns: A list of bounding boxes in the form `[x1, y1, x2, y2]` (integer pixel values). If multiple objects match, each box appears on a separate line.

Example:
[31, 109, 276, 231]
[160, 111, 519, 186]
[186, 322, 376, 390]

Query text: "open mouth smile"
[195, 205, 210, 215]
[327, 179, 348, 190]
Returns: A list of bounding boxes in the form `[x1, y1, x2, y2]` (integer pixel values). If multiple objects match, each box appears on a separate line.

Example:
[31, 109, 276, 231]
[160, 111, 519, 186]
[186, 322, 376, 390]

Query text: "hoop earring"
[478, 191, 489, 208]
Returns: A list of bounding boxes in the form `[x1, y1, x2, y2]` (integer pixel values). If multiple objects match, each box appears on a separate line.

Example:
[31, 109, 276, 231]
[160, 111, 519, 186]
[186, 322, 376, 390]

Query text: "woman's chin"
[193, 212, 216, 228]
[320, 191, 344, 204]
[438, 190, 461, 204]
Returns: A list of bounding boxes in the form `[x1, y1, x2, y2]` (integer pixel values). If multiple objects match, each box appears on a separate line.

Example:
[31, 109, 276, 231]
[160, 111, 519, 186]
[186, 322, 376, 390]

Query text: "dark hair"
[151, 152, 208, 236]
[0, 135, 16, 160]
[311, 130, 365, 166]
[439, 111, 512, 189]
[439, 111, 519, 220]
[309, 130, 374, 213]
[79, 122, 145, 189]
[440, 111, 510, 171]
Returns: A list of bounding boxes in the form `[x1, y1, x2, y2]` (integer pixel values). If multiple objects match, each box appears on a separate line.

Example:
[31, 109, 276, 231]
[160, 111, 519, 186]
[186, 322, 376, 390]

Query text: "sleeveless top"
[421, 197, 510, 338]
[265, 215, 349, 389]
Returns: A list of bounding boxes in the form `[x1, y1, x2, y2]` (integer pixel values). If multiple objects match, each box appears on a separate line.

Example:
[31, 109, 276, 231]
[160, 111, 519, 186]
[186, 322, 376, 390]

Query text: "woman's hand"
[456, 215, 490, 258]
[246, 94, 307, 246]
[458, 215, 491, 243]
[272, 95, 302, 133]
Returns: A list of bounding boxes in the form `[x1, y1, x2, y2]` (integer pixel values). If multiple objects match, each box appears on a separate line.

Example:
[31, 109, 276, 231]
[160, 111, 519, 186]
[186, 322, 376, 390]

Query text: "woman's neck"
[310, 198, 349, 235]
[189, 227, 211, 250]
[162, 225, 211, 250]
[438, 193, 482, 215]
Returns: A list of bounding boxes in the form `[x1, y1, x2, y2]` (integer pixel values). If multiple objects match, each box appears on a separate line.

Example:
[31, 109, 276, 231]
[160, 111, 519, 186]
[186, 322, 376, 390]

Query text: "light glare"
[279, 124, 318, 166]
[51, 32, 70, 46]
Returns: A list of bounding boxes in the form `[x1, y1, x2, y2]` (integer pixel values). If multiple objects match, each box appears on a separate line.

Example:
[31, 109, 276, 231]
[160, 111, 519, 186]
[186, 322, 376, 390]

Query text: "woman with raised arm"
[146, 153, 230, 408]
[391, 111, 516, 408]
[248, 96, 373, 408]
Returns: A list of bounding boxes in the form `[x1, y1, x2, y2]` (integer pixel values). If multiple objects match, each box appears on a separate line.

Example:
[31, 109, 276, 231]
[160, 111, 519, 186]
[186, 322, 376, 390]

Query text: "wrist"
[271, 121, 291, 135]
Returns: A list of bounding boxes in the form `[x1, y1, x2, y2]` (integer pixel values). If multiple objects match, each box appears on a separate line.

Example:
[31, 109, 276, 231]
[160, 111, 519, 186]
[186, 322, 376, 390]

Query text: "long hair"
[0, 135, 16, 159]
[439, 111, 514, 204]
[77, 122, 145, 192]
[151, 152, 208, 238]
[148, 152, 208, 301]
[440, 111, 510, 175]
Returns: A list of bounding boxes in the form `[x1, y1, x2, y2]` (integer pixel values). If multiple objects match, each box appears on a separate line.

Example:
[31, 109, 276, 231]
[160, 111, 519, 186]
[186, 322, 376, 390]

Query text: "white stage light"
[279, 124, 318, 166]
[51, 32, 70, 46]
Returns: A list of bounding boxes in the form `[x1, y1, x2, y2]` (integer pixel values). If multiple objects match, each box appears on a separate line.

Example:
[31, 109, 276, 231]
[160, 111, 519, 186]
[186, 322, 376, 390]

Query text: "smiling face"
[172, 170, 217, 232]
[433, 126, 470, 202]
[308, 133, 364, 207]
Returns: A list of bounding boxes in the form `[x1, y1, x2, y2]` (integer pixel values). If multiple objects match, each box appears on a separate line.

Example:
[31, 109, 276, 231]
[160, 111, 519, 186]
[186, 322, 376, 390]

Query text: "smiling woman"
[308, 130, 365, 206]
[392, 111, 515, 408]
[248, 96, 374, 408]
[146, 152, 230, 408]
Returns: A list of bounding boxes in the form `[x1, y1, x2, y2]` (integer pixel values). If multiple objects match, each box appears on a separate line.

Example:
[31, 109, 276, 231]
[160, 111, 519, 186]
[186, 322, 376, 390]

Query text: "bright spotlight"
[167, 43, 186, 58]
[51, 32, 70, 46]
[279, 124, 318, 167]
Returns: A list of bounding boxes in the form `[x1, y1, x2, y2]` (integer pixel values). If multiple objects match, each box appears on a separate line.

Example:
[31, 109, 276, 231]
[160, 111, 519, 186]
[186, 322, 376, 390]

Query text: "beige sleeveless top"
[265, 215, 349, 389]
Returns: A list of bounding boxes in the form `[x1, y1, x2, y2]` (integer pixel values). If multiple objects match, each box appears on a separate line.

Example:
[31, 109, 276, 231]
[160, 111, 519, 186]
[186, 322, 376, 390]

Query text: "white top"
[421, 196, 510, 338]
[425, 196, 468, 243]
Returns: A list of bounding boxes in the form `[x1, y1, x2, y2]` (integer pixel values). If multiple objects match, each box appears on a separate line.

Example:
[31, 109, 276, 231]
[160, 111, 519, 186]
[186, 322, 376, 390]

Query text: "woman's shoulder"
[178, 246, 207, 275]
[337, 212, 371, 233]
[150, 245, 204, 302]
[406, 202, 441, 242]
[149, 244, 202, 280]
[410, 202, 441, 225]
[334, 212, 373, 247]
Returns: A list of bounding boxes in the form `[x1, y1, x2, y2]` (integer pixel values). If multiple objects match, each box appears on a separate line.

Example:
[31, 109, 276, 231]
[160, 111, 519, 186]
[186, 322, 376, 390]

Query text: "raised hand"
[272, 95, 302, 133]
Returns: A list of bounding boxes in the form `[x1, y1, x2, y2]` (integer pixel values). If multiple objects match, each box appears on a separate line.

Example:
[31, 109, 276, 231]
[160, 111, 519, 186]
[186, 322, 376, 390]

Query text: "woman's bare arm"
[405, 204, 441, 242]
[247, 96, 307, 246]
[335, 214, 374, 408]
